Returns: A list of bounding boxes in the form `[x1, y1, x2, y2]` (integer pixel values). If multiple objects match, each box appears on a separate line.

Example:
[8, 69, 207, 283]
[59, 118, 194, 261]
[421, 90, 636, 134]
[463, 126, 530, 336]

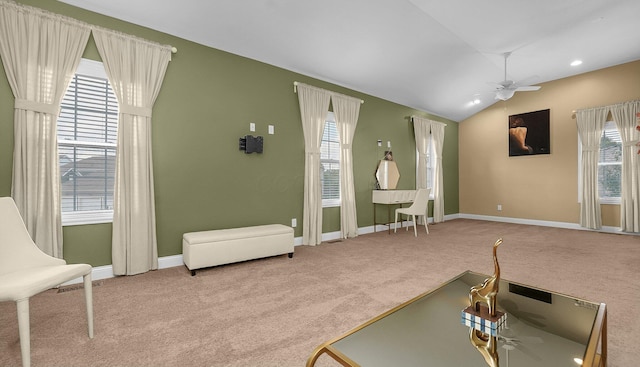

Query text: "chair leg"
[16, 299, 31, 367]
[424, 216, 429, 234]
[412, 215, 417, 237]
[83, 273, 94, 338]
[394, 211, 399, 233]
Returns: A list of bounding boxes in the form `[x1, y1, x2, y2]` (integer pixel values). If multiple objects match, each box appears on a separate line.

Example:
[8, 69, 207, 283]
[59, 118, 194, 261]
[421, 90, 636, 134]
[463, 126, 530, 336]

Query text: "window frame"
[577, 120, 622, 205]
[321, 112, 341, 208]
[415, 133, 436, 200]
[58, 58, 118, 226]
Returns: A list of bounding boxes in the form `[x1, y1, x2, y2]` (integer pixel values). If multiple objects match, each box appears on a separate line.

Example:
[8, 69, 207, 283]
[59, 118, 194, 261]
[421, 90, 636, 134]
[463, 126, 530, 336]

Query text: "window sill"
[62, 210, 113, 226]
[322, 200, 341, 208]
[600, 198, 621, 205]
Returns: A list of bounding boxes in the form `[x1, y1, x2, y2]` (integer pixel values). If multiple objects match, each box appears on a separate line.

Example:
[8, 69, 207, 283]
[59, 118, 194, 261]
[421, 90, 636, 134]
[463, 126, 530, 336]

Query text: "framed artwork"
[509, 109, 550, 156]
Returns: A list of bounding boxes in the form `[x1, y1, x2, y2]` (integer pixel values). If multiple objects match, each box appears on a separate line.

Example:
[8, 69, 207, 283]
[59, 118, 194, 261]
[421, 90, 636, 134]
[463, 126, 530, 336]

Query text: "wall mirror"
[375, 159, 400, 190]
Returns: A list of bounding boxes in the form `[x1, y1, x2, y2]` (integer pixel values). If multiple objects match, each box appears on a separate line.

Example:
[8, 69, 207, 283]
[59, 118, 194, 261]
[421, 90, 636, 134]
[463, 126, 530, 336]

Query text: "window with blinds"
[320, 112, 340, 207]
[417, 134, 435, 195]
[57, 59, 118, 225]
[598, 121, 622, 201]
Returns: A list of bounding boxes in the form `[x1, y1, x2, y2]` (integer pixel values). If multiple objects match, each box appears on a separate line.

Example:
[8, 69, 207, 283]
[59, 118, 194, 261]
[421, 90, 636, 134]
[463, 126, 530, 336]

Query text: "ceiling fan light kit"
[495, 89, 515, 101]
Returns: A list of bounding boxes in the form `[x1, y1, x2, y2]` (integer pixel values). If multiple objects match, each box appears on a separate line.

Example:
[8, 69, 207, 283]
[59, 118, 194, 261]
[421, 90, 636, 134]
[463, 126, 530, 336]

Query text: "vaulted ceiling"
[60, 0, 640, 121]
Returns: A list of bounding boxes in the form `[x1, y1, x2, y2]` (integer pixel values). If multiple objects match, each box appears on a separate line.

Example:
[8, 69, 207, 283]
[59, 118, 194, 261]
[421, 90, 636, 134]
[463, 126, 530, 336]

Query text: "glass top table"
[307, 271, 606, 367]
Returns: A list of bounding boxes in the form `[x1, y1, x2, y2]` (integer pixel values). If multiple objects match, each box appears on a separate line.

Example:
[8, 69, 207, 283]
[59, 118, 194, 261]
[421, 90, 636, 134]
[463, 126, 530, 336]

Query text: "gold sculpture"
[469, 238, 503, 316]
[469, 329, 499, 367]
[464, 238, 505, 367]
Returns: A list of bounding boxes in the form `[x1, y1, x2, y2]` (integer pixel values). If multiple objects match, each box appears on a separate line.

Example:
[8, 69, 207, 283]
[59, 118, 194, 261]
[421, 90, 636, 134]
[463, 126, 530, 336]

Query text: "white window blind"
[57, 59, 118, 225]
[598, 121, 622, 201]
[426, 138, 434, 190]
[416, 134, 435, 198]
[321, 112, 340, 207]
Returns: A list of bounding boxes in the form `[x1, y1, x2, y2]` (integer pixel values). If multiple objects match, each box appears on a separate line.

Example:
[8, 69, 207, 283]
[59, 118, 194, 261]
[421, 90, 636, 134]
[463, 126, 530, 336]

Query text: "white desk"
[372, 190, 416, 233]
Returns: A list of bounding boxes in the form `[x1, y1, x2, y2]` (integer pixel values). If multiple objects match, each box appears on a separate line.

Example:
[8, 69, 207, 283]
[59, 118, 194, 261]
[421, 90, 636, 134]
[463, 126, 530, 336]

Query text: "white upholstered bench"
[182, 224, 294, 275]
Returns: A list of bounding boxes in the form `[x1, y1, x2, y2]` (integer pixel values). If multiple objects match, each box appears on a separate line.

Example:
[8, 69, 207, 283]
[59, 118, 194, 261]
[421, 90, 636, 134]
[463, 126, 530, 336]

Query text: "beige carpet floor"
[0, 219, 638, 366]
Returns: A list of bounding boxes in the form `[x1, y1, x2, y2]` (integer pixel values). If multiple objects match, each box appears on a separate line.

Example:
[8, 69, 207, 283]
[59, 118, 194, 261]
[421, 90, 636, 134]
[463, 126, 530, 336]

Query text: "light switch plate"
[250, 122, 256, 132]
[268, 125, 274, 135]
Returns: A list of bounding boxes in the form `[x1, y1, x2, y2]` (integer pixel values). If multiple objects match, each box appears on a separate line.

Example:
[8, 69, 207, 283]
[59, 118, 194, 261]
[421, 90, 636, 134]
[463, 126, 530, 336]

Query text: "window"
[416, 134, 435, 197]
[320, 112, 340, 207]
[598, 121, 622, 202]
[57, 59, 118, 225]
[577, 121, 622, 204]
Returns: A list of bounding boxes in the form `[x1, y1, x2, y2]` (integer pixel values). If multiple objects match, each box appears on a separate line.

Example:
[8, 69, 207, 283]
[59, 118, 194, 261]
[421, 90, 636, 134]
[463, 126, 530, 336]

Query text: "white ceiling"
[59, 0, 640, 122]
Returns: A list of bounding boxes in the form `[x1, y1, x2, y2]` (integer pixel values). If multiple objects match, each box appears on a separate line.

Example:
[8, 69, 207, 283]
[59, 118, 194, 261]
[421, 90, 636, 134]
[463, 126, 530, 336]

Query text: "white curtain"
[575, 107, 608, 229]
[332, 94, 361, 239]
[610, 101, 640, 232]
[412, 117, 446, 223]
[92, 28, 172, 275]
[431, 121, 446, 223]
[296, 83, 331, 246]
[0, 1, 90, 257]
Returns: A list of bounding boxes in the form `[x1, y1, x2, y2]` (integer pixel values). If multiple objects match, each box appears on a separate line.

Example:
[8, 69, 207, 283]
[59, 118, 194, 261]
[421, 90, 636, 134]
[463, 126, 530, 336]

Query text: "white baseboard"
[62, 255, 186, 286]
[158, 254, 185, 268]
[456, 213, 633, 235]
[61, 213, 633, 285]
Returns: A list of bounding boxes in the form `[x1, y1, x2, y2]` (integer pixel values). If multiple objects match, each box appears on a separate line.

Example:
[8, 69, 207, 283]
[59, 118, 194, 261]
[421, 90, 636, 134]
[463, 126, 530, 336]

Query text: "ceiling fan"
[492, 52, 541, 101]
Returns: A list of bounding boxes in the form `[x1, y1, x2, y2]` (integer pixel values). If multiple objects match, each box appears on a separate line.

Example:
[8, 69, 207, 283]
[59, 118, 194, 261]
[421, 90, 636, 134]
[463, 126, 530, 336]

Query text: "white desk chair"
[0, 197, 94, 367]
[394, 188, 430, 237]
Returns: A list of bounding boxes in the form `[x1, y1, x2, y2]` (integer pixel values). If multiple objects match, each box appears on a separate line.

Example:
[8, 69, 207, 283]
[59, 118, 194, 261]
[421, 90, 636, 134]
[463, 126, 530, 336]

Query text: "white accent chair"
[394, 188, 431, 237]
[0, 197, 94, 367]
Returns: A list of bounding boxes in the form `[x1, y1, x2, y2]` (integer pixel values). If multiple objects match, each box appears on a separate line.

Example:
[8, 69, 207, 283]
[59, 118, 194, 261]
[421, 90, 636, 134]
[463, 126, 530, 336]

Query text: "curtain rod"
[293, 81, 364, 104]
[411, 116, 447, 126]
[572, 99, 640, 118]
[0, 2, 178, 55]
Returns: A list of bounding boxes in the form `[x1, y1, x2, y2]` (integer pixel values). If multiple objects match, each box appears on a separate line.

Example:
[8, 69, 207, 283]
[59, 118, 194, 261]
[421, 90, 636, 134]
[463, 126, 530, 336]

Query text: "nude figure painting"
[508, 109, 550, 156]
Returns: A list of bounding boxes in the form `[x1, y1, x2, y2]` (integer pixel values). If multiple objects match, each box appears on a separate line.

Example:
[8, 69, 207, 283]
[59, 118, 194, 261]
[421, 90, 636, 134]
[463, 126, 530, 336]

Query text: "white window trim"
[323, 198, 341, 208]
[322, 112, 340, 208]
[415, 135, 435, 200]
[62, 210, 114, 226]
[76, 58, 108, 79]
[60, 58, 116, 226]
[576, 122, 621, 205]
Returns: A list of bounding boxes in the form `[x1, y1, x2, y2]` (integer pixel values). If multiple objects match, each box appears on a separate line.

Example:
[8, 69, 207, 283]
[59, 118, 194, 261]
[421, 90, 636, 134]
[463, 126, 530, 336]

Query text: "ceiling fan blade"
[515, 85, 541, 91]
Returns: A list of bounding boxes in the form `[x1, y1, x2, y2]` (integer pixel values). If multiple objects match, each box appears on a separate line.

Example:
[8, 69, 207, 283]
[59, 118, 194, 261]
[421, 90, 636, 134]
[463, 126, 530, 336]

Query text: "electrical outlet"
[497, 204, 502, 211]
[291, 218, 297, 227]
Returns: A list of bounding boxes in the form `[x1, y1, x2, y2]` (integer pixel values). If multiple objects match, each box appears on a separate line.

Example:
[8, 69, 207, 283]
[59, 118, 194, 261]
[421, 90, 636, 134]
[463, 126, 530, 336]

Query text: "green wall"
[0, 0, 458, 266]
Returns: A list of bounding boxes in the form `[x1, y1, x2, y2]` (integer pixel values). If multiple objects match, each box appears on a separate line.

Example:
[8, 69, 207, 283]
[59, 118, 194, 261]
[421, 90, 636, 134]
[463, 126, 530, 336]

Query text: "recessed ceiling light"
[571, 60, 583, 67]
[473, 98, 481, 105]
